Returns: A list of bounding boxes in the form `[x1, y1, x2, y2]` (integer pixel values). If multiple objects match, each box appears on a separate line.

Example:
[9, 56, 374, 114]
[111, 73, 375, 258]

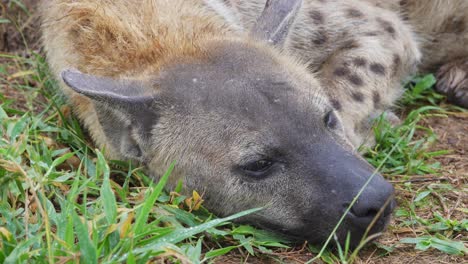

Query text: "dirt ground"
[1, 1, 466, 263]
[0, 0, 40, 52]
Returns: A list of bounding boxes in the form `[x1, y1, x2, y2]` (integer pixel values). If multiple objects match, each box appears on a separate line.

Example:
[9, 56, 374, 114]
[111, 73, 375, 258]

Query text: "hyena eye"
[324, 110, 339, 130]
[242, 159, 275, 176]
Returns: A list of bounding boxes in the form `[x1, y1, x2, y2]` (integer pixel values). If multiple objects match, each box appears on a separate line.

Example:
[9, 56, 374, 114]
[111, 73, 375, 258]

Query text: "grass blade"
[97, 151, 117, 225]
[133, 162, 175, 235]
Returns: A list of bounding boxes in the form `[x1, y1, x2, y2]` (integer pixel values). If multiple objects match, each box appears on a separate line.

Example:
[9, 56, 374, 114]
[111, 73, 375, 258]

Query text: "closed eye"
[241, 159, 275, 178]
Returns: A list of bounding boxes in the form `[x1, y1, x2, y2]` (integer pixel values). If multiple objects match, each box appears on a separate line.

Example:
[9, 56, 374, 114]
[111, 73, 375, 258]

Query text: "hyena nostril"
[344, 203, 377, 219]
[356, 208, 379, 219]
[345, 199, 393, 220]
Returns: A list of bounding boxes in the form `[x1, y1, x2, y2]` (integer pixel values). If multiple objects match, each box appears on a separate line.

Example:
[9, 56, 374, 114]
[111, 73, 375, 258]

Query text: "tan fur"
[42, 0, 238, 76]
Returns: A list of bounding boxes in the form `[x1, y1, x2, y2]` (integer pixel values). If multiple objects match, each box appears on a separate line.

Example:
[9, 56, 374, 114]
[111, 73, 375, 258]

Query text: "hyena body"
[224, 0, 468, 143]
[41, 0, 468, 246]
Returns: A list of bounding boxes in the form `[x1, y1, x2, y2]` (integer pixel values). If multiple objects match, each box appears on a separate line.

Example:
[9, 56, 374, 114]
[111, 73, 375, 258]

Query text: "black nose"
[349, 196, 395, 219]
[345, 180, 395, 229]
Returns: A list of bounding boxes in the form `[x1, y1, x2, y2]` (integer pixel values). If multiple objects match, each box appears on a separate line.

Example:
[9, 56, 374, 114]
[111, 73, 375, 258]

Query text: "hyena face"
[61, 0, 395, 247]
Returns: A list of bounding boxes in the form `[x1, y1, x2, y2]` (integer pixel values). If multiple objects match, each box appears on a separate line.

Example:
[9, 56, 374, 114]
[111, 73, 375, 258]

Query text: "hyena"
[41, 0, 467, 246]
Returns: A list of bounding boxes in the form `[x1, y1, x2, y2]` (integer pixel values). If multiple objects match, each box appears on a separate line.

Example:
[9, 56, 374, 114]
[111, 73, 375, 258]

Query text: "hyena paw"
[436, 59, 468, 108]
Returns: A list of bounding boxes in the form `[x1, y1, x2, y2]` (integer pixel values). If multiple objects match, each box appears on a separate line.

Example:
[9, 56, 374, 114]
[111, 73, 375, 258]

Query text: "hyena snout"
[338, 160, 396, 245]
[343, 171, 396, 234]
[301, 141, 396, 246]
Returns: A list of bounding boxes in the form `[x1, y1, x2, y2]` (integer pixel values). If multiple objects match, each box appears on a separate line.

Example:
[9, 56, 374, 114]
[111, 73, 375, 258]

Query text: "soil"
[1, 0, 41, 52]
[1, 1, 466, 263]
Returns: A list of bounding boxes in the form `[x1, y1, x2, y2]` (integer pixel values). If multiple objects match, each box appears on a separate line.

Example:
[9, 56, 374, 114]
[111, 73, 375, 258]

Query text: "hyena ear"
[61, 69, 158, 161]
[250, 0, 302, 47]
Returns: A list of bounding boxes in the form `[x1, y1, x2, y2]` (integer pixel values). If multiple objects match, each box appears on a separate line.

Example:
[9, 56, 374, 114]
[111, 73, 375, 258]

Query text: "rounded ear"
[250, 0, 303, 47]
[61, 69, 155, 105]
[61, 69, 159, 160]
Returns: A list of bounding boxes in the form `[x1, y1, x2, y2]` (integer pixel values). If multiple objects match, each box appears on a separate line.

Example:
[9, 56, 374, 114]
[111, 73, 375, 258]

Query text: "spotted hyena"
[41, 0, 467, 246]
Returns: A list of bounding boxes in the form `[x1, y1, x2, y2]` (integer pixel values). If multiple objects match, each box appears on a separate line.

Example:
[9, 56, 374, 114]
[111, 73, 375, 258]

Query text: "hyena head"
[61, 0, 395, 247]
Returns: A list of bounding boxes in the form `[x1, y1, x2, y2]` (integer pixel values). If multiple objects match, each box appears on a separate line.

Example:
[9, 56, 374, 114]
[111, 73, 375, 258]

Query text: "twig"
[443, 111, 468, 117]
[364, 248, 378, 264]
[390, 177, 449, 183]
[242, 253, 249, 264]
[431, 191, 449, 217]
[447, 195, 462, 219]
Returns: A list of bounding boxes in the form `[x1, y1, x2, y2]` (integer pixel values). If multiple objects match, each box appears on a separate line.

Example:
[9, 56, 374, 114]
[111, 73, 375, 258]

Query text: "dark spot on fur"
[330, 99, 342, 111]
[348, 74, 364, 86]
[340, 30, 350, 38]
[341, 39, 360, 50]
[377, 18, 396, 37]
[369, 63, 386, 75]
[393, 54, 401, 66]
[392, 54, 401, 76]
[346, 8, 364, 18]
[353, 57, 367, 67]
[441, 17, 466, 34]
[307, 62, 319, 72]
[312, 30, 328, 45]
[398, 1, 410, 20]
[292, 43, 306, 51]
[354, 123, 360, 133]
[290, 36, 308, 51]
[372, 91, 381, 108]
[351, 92, 364, 102]
[333, 67, 350, 77]
[386, 26, 396, 35]
[291, 37, 309, 52]
[364, 31, 380, 37]
[309, 10, 324, 24]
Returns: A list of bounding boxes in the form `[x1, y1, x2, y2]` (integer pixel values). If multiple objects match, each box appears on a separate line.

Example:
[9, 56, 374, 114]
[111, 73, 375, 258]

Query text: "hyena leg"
[436, 58, 468, 108]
